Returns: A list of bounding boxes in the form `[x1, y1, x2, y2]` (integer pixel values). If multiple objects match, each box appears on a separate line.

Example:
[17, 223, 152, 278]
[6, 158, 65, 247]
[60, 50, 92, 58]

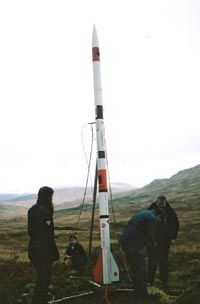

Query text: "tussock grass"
[1, 181, 200, 303]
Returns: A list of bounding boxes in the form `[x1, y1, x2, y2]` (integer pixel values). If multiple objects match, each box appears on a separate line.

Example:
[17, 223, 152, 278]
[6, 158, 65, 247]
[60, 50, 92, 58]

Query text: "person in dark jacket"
[119, 209, 161, 300]
[28, 186, 60, 304]
[147, 195, 179, 289]
[63, 235, 87, 272]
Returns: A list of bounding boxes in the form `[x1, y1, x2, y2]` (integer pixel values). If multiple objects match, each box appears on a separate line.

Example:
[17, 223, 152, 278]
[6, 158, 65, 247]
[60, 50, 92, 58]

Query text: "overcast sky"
[0, 0, 199, 193]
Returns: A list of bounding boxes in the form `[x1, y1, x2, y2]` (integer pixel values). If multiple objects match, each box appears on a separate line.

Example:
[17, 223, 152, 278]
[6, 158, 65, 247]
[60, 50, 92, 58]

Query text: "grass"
[0, 195, 200, 304]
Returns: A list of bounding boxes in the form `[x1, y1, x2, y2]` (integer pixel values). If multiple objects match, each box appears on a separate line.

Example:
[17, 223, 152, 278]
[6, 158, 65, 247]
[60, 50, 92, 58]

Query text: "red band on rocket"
[98, 169, 108, 192]
[92, 47, 100, 62]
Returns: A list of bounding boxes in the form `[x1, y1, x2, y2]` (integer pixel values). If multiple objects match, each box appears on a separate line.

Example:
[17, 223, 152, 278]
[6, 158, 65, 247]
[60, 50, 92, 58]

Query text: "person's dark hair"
[69, 235, 77, 241]
[157, 195, 166, 201]
[37, 186, 54, 215]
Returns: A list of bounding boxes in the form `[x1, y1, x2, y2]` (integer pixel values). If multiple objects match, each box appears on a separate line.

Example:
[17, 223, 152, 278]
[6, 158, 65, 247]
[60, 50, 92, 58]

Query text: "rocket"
[92, 25, 119, 285]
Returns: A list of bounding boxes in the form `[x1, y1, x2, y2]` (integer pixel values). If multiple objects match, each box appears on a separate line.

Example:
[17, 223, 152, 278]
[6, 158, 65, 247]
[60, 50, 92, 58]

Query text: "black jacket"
[65, 242, 87, 270]
[148, 202, 179, 244]
[28, 203, 59, 263]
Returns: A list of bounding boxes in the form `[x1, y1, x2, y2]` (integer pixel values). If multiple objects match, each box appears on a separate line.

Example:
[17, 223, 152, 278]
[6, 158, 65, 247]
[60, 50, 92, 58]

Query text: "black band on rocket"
[96, 105, 103, 119]
[98, 151, 105, 158]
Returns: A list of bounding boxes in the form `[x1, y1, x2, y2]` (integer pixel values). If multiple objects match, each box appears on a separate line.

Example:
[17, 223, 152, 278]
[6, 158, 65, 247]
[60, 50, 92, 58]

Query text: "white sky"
[0, 0, 199, 193]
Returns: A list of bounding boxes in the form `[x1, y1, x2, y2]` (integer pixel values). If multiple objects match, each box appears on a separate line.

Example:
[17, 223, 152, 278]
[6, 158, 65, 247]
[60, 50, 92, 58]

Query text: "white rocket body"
[92, 25, 119, 285]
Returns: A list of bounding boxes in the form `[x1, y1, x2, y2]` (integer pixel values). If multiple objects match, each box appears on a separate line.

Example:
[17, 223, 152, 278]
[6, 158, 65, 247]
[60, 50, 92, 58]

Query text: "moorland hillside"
[0, 164, 200, 303]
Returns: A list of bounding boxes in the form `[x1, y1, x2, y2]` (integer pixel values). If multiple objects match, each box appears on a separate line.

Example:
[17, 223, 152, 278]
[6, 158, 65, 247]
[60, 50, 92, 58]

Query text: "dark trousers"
[125, 246, 147, 295]
[147, 243, 170, 286]
[32, 260, 52, 304]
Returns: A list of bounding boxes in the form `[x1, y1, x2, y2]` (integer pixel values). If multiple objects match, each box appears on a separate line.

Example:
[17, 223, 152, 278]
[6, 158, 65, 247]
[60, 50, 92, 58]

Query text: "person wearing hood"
[28, 186, 60, 304]
[147, 195, 179, 289]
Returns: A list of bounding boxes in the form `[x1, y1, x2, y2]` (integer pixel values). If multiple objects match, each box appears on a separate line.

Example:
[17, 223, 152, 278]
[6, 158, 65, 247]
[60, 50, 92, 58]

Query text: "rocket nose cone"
[92, 24, 99, 48]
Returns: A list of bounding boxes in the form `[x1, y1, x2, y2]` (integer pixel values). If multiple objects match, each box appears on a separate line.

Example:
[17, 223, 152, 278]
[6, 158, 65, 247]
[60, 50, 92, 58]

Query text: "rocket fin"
[94, 252, 103, 283]
[110, 252, 119, 282]
[93, 251, 119, 283]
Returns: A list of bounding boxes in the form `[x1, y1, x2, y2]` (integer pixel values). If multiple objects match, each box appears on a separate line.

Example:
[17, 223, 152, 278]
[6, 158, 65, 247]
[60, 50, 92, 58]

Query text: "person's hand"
[63, 254, 71, 261]
[63, 255, 67, 261]
[53, 258, 61, 266]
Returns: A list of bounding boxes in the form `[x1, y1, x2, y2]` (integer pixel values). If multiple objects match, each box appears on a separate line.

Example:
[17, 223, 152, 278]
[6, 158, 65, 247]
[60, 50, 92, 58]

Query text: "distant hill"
[136, 164, 200, 202]
[111, 164, 200, 215]
[0, 164, 199, 219]
[0, 183, 135, 219]
[0, 193, 34, 202]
